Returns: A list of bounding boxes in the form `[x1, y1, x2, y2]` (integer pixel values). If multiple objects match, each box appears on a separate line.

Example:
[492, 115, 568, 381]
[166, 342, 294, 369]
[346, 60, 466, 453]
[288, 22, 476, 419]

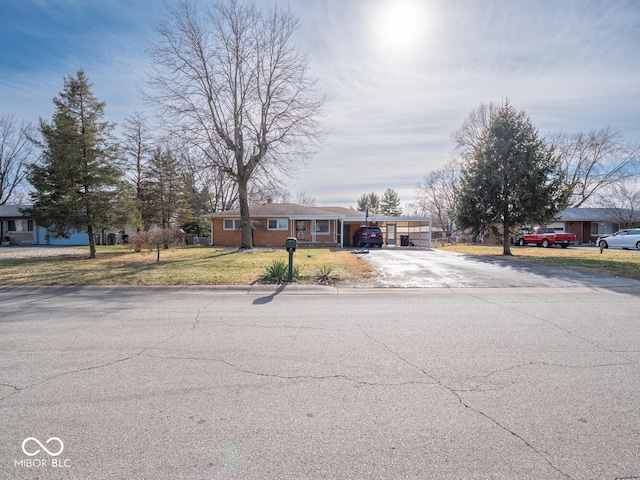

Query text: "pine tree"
[140, 146, 192, 233]
[453, 100, 571, 255]
[26, 70, 131, 258]
[357, 192, 380, 214]
[379, 188, 402, 216]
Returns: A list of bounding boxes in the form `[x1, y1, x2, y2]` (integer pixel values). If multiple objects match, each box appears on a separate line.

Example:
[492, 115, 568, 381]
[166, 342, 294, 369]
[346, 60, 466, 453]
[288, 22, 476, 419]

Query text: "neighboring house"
[0, 204, 37, 245]
[549, 208, 640, 245]
[207, 201, 433, 248]
[1, 204, 134, 246]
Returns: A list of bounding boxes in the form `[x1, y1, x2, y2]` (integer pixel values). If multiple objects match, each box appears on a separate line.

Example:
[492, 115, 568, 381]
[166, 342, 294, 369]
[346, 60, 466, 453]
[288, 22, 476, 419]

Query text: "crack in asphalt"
[454, 360, 636, 394]
[455, 384, 519, 393]
[465, 360, 637, 381]
[0, 350, 147, 401]
[359, 326, 574, 480]
[466, 292, 639, 366]
[0, 303, 216, 402]
[211, 318, 356, 334]
[142, 353, 432, 388]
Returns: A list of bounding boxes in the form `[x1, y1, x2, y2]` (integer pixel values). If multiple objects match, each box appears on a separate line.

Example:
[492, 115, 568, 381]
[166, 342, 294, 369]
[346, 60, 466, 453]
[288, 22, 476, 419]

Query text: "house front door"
[296, 220, 307, 241]
[387, 224, 396, 245]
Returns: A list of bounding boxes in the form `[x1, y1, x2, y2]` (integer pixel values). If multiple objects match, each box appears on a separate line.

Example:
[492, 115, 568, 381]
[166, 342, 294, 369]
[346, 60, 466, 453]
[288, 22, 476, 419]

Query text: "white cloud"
[2, 0, 639, 207]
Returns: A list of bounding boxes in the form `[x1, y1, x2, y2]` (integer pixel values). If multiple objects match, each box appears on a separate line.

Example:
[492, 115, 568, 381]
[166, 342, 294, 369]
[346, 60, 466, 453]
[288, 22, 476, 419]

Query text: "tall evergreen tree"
[140, 146, 192, 231]
[379, 188, 402, 216]
[453, 100, 571, 255]
[26, 70, 131, 258]
[357, 192, 380, 214]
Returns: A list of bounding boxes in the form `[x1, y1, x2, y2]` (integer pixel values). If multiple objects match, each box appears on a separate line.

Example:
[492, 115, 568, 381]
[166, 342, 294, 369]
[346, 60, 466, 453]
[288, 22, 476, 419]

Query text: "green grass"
[3, 244, 636, 286]
[0, 246, 376, 286]
[437, 244, 640, 281]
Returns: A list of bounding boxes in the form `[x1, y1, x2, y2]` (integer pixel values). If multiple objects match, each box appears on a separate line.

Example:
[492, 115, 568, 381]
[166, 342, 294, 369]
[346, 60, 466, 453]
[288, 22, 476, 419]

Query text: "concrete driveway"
[352, 247, 640, 288]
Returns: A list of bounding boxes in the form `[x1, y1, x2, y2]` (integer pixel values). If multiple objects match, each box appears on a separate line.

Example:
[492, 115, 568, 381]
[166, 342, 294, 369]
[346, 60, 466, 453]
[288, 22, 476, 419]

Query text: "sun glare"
[372, 0, 430, 58]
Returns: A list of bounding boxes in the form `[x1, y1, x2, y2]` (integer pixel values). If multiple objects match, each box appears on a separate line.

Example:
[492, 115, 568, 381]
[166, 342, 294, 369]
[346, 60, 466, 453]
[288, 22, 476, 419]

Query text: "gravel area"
[0, 246, 88, 259]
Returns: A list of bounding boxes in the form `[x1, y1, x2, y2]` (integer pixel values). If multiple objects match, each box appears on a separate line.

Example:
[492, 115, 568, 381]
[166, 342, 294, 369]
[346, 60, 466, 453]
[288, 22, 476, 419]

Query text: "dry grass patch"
[437, 244, 640, 281]
[0, 246, 377, 286]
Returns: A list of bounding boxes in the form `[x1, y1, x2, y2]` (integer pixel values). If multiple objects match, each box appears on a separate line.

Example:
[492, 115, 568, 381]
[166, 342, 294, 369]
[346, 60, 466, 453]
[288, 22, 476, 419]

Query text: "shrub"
[314, 264, 339, 285]
[261, 259, 299, 284]
[131, 228, 186, 262]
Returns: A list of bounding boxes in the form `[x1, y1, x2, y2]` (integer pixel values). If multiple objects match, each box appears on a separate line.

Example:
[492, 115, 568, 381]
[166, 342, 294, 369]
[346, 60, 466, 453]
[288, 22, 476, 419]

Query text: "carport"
[341, 215, 432, 248]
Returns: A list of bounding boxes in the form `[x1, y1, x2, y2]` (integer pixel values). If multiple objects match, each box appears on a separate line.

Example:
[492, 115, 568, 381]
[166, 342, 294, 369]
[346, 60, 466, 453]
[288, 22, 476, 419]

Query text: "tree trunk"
[87, 224, 96, 259]
[238, 176, 252, 249]
[502, 223, 512, 256]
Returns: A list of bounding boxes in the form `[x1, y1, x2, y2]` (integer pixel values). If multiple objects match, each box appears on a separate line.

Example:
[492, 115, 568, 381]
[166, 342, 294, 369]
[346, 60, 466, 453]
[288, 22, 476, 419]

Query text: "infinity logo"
[21, 437, 64, 457]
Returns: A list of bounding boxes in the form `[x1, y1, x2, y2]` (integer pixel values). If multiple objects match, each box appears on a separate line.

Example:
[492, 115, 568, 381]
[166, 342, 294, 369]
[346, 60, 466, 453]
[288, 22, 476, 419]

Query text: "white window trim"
[268, 218, 288, 231]
[223, 219, 242, 230]
[314, 219, 330, 235]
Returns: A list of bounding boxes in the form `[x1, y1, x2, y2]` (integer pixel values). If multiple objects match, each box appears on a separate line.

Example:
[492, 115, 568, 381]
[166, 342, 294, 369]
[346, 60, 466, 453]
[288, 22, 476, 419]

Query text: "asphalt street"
[1, 284, 639, 479]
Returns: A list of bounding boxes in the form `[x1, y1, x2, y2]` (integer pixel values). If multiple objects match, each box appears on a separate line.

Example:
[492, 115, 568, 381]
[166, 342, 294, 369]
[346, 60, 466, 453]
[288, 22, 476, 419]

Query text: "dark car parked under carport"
[353, 226, 383, 247]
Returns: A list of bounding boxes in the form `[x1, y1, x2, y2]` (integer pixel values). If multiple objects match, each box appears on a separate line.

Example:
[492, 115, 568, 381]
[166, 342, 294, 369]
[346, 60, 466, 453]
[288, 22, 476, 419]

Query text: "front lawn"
[0, 246, 377, 286]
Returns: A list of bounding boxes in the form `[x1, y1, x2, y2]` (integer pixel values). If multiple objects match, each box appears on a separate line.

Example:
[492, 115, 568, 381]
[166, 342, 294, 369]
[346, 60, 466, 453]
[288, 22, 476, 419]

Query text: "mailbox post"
[285, 237, 297, 282]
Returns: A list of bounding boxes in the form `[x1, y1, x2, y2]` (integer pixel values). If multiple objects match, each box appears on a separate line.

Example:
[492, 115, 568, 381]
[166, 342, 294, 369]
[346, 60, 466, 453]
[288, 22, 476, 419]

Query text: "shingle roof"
[558, 207, 637, 222]
[0, 204, 31, 217]
[207, 203, 365, 218]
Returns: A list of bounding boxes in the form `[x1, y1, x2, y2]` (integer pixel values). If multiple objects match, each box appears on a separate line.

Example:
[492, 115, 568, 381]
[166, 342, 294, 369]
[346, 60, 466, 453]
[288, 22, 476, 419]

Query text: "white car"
[597, 228, 640, 250]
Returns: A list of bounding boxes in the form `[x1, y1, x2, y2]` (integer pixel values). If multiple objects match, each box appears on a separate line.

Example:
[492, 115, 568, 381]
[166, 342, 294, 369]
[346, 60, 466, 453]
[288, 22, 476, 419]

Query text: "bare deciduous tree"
[145, 0, 325, 248]
[594, 179, 640, 227]
[411, 159, 460, 237]
[548, 126, 640, 208]
[131, 228, 186, 262]
[451, 102, 500, 163]
[292, 190, 316, 207]
[122, 112, 154, 233]
[0, 113, 36, 205]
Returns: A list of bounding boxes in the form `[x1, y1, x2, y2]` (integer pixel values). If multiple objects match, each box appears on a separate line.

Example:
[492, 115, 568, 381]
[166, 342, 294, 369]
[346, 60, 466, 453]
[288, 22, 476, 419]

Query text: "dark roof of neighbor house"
[208, 203, 366, 219]
[0, 204, 31, 217]
[558, 207, 637, 222]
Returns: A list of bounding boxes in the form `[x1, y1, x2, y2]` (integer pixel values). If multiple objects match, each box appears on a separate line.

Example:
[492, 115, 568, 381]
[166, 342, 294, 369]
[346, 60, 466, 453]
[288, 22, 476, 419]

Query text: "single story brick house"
[549, 207, 640, 245]
[207, 202, 433, 248]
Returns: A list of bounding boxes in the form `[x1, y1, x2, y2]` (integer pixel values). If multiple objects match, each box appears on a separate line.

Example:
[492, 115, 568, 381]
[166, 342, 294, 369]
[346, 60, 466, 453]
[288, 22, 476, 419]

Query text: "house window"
[591, 223, 618, 235]
[223, 219, 242, 230]
[268, 219, 288, 230]
[315, 220, 330, 234]
[7, 219, 33, 232]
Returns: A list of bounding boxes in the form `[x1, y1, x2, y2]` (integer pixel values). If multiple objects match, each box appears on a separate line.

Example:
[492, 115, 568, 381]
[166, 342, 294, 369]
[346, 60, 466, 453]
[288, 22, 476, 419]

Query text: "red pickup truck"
[515, 227, 576, 248]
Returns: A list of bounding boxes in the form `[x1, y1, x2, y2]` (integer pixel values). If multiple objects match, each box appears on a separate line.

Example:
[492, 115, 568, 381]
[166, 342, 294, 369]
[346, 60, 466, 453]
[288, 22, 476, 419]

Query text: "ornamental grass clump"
[260, 259, 300, 284]
[314, 264, 339, 285]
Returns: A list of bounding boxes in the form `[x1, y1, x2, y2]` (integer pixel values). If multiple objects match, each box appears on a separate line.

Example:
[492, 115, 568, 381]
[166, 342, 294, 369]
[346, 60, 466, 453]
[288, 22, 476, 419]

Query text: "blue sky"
[1, 0, 639, 208]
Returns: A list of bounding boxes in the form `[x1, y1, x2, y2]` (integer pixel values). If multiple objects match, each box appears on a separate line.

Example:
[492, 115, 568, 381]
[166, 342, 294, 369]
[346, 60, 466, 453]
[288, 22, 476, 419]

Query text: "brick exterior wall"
[212, 217, 347, 247]
[212, 218, 291, 247]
